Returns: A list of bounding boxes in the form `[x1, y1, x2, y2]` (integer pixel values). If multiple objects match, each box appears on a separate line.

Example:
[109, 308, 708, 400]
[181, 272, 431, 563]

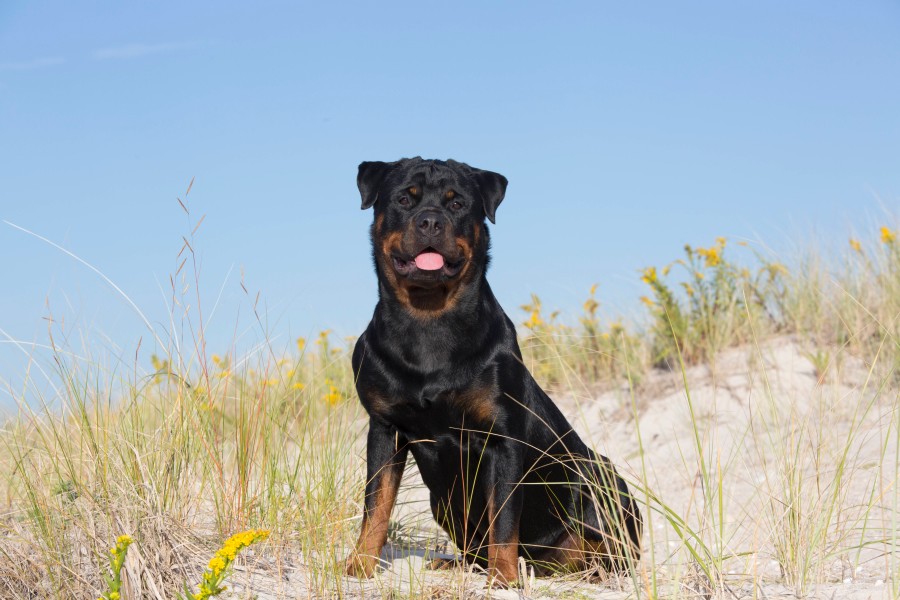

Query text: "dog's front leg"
[345, 418, 408, 578]
[484, 442, 524, 587]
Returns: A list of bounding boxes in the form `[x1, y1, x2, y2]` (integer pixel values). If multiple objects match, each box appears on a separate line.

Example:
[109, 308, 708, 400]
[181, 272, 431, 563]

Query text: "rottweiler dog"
[345, 157, 641, 586]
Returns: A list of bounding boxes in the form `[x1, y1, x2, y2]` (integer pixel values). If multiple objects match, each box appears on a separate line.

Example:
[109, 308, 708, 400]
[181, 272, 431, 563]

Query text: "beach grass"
[1, 214, 897, 598]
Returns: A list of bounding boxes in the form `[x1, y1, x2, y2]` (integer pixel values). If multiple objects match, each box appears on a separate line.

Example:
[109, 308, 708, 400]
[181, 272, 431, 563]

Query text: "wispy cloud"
[0, 56, 65, 72]
[92, 41, 199, 60]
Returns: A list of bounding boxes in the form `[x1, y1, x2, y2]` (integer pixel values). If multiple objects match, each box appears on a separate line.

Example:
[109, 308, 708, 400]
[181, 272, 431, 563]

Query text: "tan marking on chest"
[452, 383, 499, 424]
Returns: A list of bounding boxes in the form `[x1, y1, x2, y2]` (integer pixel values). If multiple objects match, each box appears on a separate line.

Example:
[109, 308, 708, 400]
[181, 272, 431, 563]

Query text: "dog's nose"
[416, 210, 445, 237]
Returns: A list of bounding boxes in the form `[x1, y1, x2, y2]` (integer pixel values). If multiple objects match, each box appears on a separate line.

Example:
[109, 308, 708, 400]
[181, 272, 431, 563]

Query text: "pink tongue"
[414, 252, 445, 271]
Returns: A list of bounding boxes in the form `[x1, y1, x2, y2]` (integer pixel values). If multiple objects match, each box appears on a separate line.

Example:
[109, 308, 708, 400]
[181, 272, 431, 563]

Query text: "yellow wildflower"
[640, 296, 655, 307]
[696, 246, 721, 267]
[715, 236, 727, 247]
[296, 337, 306, 353]
[849, 238, 862, 253]
[525, 310, 543, 329]
[695, 271, 705, 280]
[116, 535, 132, 546]
[326, 386, 340, 405]
[216, 369, 231, 379]
[880, 226, 895, 244]
[194, 528, 270, 600]
[208, 556, 226, 576]
[641, 266, 657, 285]
[292, 382, 305, 390]
[211, 354, 221, 365]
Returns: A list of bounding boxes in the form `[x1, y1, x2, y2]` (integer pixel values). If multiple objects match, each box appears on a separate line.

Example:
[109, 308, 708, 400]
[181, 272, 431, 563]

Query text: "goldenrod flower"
[849, 238, 862, 253]
[324, 383, 340, 405]
[188, 530, 270, 600]
[641, 266, 657, 285]
[881, 226, 895, 244]
[696, 246, 721, 267]
[99, 534, 133, 600]
[208, 556, 226, 576]
[524, 310, 543, 329]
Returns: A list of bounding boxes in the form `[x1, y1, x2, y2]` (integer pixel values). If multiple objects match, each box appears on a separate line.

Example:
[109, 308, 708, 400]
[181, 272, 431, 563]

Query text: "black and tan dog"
[345, 157, 641, 586]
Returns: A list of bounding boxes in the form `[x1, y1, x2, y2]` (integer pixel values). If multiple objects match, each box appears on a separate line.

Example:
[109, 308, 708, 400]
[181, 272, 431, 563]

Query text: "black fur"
[345, 157, 641, 585]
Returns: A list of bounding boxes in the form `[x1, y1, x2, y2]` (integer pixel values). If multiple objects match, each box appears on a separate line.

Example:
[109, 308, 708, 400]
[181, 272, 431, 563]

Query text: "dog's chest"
[363, 378, 499, 441]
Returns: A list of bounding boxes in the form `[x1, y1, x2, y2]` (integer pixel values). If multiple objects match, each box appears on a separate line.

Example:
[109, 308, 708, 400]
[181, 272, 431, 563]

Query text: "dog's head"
[357, 157, 507, 315]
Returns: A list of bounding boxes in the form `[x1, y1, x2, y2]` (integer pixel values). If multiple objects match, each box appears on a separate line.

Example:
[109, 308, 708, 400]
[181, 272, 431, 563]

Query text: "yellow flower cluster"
[323, 379, 341, 405]
[582, 283, 599, 316]
[98, 535, 133, 600]
[695, 238, 725, 267]
[641, 266, 657, 285]
[208, 529, 270, 575]
[114, 534, 132, 551]
[190, 529, 270, 600]
[525, 310, 544, 329]
[881, 226, 896, 245]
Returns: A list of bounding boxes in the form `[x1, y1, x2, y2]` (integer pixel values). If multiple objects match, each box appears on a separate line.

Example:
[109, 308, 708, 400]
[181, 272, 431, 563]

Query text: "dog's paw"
[486, 567, 520, 590]
[343, 553, 377, 579]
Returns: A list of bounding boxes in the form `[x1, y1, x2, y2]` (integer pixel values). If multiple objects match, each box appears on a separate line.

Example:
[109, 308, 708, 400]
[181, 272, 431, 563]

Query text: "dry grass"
[0, 202, 897, 598]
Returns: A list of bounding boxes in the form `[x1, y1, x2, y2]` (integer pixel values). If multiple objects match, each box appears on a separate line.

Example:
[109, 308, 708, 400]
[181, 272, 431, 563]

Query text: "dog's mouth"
[392, 248, 465, 279]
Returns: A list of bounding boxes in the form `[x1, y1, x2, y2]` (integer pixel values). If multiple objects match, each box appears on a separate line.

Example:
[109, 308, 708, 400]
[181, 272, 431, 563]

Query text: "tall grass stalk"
[1, 215, 897, 598]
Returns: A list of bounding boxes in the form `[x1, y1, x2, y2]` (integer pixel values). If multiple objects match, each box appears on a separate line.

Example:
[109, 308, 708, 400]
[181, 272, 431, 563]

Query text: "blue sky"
[1, 1, 899, 409]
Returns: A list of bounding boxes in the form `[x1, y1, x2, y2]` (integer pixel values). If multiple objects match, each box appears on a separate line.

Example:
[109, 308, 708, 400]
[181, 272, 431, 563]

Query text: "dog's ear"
[357, 161, 393, 210]
[474, 169, 508, 224]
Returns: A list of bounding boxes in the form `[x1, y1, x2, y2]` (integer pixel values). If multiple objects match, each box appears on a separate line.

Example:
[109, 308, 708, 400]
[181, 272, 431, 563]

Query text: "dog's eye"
[398, 196, 410, 207]
[450, 200, 463, 211]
